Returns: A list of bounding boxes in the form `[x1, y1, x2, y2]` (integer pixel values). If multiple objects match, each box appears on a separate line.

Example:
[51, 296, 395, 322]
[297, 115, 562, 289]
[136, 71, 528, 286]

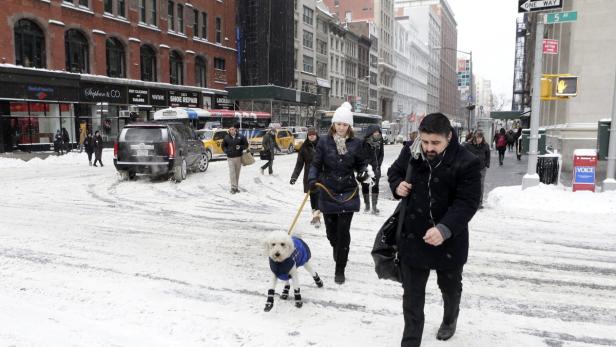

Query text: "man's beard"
[425, 151, 439, 160]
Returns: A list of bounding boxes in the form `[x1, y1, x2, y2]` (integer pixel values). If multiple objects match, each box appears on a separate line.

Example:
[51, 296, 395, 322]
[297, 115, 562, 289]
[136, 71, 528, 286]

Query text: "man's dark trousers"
[400, 261, 464, 347]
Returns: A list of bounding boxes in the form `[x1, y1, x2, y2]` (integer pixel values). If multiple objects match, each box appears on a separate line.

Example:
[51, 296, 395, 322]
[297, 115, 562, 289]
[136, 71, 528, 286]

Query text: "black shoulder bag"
[371, 159, 413, 283]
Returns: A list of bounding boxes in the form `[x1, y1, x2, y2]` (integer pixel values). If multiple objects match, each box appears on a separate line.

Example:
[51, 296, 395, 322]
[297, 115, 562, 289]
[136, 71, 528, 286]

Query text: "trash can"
[572, 149, 598, 192]
[521, 128, 547, 155]
[597, 120, 611, 160]
[537, 154, 560, 184]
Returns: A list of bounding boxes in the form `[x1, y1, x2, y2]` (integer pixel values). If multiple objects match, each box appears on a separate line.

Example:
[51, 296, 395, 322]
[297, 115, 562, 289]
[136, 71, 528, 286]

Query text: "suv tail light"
[167, 141, 176, 159]
[113, 141, 118, 159]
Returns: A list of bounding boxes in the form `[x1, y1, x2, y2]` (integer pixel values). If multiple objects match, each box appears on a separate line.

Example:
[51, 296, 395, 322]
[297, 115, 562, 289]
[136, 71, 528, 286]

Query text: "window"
[193, 9, 199, 37]
[139, 0, 146, 22]
[215, 17, 222, 43]
[303, 55, 313, 73]
[177, 4, 184, 33]
[195, 56, 207, 87]
[118, 0, 125, 17]
[317, 39, 327, 55]
[168, 1, 174, 31]
[65, 29, 89, 73]
[106, 37, 125, 77]
[302, 30, 313, 49]
[214, 57, 225, 70]
[303, 6, 313, 25]
[14, 19, 46, 68]
[150, 0, 157, 25]
[140, 45, 156, 81]
[79, 0, 88, 6]
[104, 0, 112, 13]
[169, 51, 183, 84]
[201, 12, 208, 40]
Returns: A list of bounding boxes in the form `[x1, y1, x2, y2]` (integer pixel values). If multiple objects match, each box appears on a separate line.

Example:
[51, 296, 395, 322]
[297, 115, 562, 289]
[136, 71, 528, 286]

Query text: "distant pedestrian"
[463, 130, 490, 208]
[222, 123, 248, 194]
[260, 128, 280, 175]
[62, 127, 71, 153]
[290, 127, 321, 226]
[506, 129, 515, 151]
[361, 125, 384, 214]
[93, 130, 104, 167]
[83, 132, 94, 166]
[78, 124, 87, 152]
[54, 130, 64, 155]
[403, 131, 418, 147]
[494, 128, 507, 166]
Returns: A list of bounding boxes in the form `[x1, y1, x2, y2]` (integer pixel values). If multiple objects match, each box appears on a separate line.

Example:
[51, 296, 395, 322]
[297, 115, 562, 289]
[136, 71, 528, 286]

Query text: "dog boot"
[313, 273, 324, 288]
[294, 288, 303, 308]
[363, 194, 370, 212]
[264, 289, 275, 312]
[281, 284, 291, 300]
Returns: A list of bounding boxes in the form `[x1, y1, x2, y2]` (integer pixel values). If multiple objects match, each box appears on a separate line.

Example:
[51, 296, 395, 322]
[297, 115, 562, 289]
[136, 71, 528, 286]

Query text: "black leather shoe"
[436, 318, 458, 340]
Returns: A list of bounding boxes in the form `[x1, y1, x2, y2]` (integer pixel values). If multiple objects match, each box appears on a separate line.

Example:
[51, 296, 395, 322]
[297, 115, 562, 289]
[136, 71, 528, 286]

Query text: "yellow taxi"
[196, 128, 228, 159]
[293, 132, 307, 151]
[248, 128, 295, 154]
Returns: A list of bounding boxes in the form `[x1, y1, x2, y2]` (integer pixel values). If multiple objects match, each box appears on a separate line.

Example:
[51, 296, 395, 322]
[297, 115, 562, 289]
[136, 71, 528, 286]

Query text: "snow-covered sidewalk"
[1, 147, 615, 346]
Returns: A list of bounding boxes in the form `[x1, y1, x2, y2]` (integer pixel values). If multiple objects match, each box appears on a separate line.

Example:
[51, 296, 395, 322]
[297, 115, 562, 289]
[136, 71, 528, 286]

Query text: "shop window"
[65, 29, 89, 73]
[106, 37, 126, 78]
[169, 50, 183, 85]
[140, 45, 157, 82]
[14, 19, 46, 68]
[195, 56, 207, 87]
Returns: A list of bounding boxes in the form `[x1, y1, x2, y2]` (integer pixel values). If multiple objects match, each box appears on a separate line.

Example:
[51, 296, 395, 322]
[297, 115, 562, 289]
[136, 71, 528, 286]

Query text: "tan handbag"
[241, 151, 255, 166]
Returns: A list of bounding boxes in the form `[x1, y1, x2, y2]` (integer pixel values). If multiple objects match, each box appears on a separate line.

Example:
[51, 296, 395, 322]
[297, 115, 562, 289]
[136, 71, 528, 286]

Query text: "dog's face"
[264, 231, 295, 262]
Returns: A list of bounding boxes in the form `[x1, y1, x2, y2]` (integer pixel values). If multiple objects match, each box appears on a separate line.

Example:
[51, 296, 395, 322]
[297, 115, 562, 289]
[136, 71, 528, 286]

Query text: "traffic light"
[555, 76, 578, 96]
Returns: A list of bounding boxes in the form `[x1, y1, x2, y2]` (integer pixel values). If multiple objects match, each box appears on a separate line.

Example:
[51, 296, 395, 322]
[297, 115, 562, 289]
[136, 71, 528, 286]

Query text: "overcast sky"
[447, 0, 521, 105]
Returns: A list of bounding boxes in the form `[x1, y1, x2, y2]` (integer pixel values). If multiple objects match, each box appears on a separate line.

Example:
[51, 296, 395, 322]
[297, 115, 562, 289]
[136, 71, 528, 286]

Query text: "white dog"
[263, 230, 323, 312]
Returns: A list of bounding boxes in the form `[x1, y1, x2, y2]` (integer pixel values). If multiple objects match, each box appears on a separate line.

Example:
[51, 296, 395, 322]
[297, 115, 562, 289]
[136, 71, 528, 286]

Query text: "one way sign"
[518, 0, 563, 13]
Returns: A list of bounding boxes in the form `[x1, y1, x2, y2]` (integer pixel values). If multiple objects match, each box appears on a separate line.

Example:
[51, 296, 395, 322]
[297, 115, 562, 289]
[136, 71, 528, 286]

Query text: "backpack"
[496, 134, 507, 148]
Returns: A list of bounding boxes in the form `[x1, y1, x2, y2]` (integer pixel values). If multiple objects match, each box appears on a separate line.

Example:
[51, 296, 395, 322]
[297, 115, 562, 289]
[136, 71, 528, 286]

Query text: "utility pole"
[522, 16, 544, 189]
[602, 70, 616, 191]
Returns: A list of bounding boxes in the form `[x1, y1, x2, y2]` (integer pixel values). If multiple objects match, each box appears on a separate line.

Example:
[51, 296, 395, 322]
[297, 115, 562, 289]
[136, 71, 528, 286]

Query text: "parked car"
[196, 128, 228, 160]
[248, 128, 295, 154]
[293, 132, 307, 151]
[113, 122, 209, 182]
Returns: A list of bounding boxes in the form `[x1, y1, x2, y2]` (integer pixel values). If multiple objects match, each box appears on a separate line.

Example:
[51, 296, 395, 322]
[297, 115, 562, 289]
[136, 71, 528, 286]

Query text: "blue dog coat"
[269, 237, 312, 281]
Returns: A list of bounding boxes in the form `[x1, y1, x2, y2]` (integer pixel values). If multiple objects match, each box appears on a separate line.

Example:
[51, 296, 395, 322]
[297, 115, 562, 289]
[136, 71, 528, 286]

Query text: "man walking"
[260, 128, 280, 175]
[222, 123, 248, 194]
[387, 113, 481, 347]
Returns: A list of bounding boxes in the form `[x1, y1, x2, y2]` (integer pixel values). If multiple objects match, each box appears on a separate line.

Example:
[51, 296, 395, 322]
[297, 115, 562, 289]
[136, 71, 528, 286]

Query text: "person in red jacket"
[494, 128, 508, 165]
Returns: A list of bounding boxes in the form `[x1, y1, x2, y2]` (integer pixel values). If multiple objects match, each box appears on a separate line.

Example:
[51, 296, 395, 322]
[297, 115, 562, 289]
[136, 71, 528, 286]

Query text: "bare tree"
[490, 93, 510, 111]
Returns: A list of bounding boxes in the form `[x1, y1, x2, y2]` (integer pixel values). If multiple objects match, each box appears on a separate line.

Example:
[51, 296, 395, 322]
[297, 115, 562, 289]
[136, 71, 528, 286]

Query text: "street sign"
[545, 11, 578, 24]
[518, 0, 562, 13]
[555, 76, 578, 96]
[543, 39, 559, 54]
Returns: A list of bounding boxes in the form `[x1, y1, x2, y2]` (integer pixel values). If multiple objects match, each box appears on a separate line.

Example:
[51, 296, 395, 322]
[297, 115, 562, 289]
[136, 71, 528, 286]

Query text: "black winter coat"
[463, 141, 491, 169]
[291, 137, 319, 193]
[387, 135, 481, 269]
[222, 133, 248, 158]
[262, 132, 279, 154]
[362, 124, 384, 177]
[308, 135, 366, 214]
[84, 136, 94, 154]
[94, 135, 104, 160]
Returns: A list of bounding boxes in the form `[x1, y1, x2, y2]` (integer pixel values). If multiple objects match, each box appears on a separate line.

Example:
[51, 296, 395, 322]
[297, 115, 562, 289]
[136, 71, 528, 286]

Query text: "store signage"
[0, 83, 78, 102]
[149, 88, 168, 107]
[80, 84, 127, 104]
[169, 90, 200, 108]
[128, 88, 149, 104]
[214, 95, 234, 109]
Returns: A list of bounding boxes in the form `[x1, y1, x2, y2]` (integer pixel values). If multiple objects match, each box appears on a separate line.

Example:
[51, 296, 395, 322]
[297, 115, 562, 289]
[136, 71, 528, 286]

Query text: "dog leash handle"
[288, 192, 311, 236]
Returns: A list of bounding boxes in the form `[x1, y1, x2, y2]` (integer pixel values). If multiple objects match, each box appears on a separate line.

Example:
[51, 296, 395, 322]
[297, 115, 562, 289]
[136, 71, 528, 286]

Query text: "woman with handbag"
[307, 102, 370, 284]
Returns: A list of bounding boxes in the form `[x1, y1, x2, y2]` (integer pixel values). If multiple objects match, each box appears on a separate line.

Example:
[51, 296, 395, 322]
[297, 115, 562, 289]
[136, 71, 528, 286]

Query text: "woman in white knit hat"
[307, 102, 370, 284]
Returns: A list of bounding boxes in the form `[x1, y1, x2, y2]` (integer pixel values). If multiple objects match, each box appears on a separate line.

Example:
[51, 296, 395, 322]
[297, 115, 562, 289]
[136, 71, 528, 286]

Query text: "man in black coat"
[387, 113, 481, 347]
[222, 123, 248, 194]
[260, 128, 280, 175]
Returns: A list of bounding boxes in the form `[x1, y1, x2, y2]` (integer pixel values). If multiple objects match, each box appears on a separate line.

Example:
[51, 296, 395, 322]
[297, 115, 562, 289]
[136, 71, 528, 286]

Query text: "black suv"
[113, 122, 209, 182]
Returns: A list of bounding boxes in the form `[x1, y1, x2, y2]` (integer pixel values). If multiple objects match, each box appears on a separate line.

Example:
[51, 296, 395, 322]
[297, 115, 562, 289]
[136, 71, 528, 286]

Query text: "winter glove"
[307, 179, 317, 191]
[290, 177, 297, 185]
[356, 170, 369, 183]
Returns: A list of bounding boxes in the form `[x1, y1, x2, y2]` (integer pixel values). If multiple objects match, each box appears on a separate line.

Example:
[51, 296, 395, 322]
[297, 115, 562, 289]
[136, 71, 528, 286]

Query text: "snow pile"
[487, 184, 616, 215]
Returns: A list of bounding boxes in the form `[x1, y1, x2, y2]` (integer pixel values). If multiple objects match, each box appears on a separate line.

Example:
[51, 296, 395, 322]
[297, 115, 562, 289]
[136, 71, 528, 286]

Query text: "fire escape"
[512, 15, 530, 112]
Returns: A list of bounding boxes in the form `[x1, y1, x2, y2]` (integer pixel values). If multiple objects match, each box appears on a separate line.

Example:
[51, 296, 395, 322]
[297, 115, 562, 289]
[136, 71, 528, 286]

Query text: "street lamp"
[433, 46, 474, 132]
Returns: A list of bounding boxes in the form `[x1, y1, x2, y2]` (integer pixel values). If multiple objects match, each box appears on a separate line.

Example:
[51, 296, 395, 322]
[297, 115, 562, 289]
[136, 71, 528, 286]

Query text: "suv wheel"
[206, 149, 213, 160]
[197, 154, 209, 172]
[174, 157, 187, 182]
[287, 144, 294, 154]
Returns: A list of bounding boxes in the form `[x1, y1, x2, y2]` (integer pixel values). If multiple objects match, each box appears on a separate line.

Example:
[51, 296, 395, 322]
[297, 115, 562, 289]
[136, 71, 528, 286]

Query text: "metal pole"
[470, 50, 473, 131]
[602, 70, 616, 191]
[522, 16, 544, 189]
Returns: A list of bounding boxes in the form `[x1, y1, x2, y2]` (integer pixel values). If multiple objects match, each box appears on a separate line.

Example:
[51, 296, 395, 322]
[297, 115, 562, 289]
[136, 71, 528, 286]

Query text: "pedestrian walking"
[62, 127, 71, 153]
[290, 127, 321, 227]
[506, 129, 515, 151]
[494, 128, 507, 166]
[260, 128, 280, 175]
[83, 132, 94, 166]
[222, 123, 248, 194]
[387, 112, 481, 347]
[361, 125, 384, 214]
[54, 129, 64, 155]
[463, 130, 490, 208]
[93, 130, 104, 167]
[78, 124, 87, 152]
[307, 102, 370, 285]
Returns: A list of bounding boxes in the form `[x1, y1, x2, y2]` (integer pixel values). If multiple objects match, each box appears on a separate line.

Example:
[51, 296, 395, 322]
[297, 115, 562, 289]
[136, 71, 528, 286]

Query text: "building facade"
[315, 1, 333, 109]
[348, 20, 379, 114]
[0, 0, 236, 152]
[294, 0, 317, 95]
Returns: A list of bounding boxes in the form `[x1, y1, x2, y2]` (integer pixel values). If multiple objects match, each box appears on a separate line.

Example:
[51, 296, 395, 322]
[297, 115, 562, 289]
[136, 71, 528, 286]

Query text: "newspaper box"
[572, 149, 597, 192]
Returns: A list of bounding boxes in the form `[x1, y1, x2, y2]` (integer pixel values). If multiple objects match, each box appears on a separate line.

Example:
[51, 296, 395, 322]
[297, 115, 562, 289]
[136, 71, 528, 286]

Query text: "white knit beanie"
[331, 102, 354, 126]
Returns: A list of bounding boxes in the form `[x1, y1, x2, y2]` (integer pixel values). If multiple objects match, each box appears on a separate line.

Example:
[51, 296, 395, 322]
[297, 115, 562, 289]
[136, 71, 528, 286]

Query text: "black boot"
[436, 293, 461, 340]
[264, 289, 275, 312]
[363, 194, 370, 212]
[334, 263, 346, 284]
[371, 193, 380, 215]
[281, 284, 291, 300]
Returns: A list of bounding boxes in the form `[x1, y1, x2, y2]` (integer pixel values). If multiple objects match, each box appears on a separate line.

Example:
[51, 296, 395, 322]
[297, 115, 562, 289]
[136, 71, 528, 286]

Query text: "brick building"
[0, 0, 237, 152]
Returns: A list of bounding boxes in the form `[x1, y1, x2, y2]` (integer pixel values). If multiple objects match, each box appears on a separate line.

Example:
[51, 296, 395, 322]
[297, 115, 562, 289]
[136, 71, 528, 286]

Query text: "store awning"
[316, 78, 331, 88]
[207, 109, 271, 119]
[153, 107, 210, 121]
[490, 111, 525, 120]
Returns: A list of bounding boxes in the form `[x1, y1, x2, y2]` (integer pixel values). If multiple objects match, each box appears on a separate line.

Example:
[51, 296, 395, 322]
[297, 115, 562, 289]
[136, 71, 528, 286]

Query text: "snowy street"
[1, 146, 616, 346]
